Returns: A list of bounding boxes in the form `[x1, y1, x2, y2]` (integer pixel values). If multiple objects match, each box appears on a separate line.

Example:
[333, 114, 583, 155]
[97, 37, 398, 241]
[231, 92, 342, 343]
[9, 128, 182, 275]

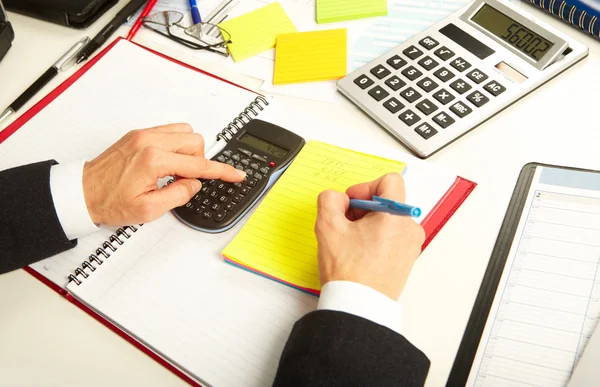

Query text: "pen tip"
[76, 57, 85, 65]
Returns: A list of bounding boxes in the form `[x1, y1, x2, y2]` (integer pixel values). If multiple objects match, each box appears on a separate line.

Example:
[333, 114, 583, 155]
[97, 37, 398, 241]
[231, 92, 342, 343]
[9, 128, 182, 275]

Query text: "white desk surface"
[1, 1, 599, 386]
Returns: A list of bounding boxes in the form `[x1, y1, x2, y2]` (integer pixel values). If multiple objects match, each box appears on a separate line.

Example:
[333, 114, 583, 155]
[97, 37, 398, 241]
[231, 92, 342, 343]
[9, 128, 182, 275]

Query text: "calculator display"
[471, 4, 554, 61]
[239, 132, 289, 158]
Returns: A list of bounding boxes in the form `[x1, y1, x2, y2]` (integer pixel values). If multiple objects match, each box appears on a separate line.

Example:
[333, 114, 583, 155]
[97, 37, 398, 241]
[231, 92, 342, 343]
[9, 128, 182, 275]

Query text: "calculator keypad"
[343, 32, 512, 150]
[181, 148, 272, 223]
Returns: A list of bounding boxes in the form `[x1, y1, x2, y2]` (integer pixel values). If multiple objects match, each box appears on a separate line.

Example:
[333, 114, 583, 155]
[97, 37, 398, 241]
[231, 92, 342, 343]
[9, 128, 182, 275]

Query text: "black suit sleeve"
[273, 310, 430, 387]
[0, 160, 76, 274]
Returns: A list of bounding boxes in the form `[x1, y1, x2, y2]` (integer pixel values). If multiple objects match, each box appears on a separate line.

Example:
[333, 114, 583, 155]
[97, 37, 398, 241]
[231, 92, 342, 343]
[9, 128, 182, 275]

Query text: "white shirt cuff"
[317, 281, 403, 335]
[49, 160, 99, 240]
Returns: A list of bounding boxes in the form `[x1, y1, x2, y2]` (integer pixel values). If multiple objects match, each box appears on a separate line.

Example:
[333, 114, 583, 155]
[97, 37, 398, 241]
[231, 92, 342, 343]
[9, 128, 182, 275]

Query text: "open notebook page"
[466, 166, 600, 387]
[0, 39, 262, 287]
[66, 211, 317, 387]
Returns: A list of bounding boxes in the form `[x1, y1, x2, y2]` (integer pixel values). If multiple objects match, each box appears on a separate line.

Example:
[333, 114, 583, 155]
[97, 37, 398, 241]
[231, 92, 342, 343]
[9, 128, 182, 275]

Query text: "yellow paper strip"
[273, 29, 347, 85]
[316, 0, 388, 24]
[219, 3, 297, 62]
[223, 140, 406, 292]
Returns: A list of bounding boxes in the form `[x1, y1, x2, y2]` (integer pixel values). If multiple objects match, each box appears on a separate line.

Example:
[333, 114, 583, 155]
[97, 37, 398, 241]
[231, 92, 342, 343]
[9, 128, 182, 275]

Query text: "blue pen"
[189, 0, 202, 24]
[349, 196, 421, 217]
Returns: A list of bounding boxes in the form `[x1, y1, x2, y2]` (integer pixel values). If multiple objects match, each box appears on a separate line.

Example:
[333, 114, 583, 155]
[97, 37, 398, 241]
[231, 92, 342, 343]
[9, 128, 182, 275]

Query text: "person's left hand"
[82, 123, 246, 226]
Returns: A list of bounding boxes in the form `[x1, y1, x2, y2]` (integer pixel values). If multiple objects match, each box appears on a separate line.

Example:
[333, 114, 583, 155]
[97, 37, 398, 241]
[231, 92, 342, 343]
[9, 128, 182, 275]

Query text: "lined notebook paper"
[219, 2, 297, 62]
[223, 140, 407, 293]
[316, 0, 388, 24]
[273, 29, 347, 85]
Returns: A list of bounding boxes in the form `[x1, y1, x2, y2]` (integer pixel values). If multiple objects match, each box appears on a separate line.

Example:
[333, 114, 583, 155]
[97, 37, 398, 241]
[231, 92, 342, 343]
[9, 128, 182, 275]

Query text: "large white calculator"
[337, 0, 588, 158]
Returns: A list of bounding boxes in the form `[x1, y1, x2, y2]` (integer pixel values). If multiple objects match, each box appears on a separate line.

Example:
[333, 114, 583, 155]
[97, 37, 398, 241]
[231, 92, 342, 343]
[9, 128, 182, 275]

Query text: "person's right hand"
[314, 173, 425, 300]
[82, 123, 246, 226]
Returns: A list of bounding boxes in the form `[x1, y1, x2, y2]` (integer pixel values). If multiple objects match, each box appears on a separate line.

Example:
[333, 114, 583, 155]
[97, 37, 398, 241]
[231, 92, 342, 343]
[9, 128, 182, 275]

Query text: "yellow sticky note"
[273, 29, 347, 85]
[218, 3, 297, 62]
[316, 0, 388, 24]
[223, 140, 406, 293]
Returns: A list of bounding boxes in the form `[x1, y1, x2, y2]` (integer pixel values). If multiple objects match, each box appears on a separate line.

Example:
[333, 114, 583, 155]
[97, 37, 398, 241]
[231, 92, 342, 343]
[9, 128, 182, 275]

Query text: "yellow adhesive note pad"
[222, 140, 406, 293]
[219, 3, 297, 62]
[273, 29, 347, 85]
[316, 0, 388, 24]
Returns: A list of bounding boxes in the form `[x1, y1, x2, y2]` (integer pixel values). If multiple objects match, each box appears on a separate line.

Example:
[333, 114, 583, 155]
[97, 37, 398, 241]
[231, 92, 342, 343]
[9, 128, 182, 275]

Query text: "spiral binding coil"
[216, 96, 269, 142]
[67, 225, 141, 286]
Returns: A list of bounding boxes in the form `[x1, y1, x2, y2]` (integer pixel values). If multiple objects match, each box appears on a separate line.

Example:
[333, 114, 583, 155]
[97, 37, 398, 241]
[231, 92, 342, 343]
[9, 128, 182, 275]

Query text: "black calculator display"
[172, 119, 305, 233]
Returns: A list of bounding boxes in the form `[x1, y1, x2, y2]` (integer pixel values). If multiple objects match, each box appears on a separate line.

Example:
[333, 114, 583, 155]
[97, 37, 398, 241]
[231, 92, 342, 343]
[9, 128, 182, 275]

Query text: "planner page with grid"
[466, 166, 600, 387]
[0, 39, 265, 287]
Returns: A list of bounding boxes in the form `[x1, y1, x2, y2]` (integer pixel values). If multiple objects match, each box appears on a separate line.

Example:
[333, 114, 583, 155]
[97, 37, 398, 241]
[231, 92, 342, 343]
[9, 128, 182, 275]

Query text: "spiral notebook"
[0, 38, 475, 387]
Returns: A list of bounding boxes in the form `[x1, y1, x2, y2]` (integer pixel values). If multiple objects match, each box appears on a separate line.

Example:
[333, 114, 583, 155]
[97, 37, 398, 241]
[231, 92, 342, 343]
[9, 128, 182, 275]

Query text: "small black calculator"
[172, 119, 305, 233]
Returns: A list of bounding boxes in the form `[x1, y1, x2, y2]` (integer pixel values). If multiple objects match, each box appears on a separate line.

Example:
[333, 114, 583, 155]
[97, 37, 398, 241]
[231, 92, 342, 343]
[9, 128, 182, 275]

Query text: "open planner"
[0, 38, 475, 387]
[448, 163, 600, 387]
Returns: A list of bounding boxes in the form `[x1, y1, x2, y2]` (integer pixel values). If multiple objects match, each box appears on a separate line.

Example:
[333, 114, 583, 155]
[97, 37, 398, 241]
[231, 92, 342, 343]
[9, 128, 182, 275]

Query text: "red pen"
[126, 0, 158, 40]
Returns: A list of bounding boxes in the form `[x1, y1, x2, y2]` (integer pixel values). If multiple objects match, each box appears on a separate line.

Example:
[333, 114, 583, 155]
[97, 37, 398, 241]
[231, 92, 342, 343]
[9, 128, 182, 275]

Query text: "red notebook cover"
[2, 37, 476, 387]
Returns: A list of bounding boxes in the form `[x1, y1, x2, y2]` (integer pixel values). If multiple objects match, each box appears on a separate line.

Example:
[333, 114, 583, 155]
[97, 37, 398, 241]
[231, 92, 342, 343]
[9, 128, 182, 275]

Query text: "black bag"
[4, 0, 119, 29]
[0, 0, 14, 63]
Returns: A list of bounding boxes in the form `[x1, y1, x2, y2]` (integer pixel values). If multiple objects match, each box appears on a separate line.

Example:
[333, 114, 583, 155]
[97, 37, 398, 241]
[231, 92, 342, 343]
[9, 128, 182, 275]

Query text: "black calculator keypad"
[403, 45, 424, 60]
[400, 87, 422, 103]
[416, 99, 438, 116]
[432, 112, 455, 128]
[383, 97, 404, 113]
[466, 69, 488, 84]
[369, 86, 390, 101]
[414, 123, 438, 139]
[353, 75, 375, 89]
[484, 81, 506, 96]
[386, 55, 407, 70]
[385, 75, 406, 91]
[449, 79, 472, 95]
[434, 46, 455, 61]
[417, 77, 439, 93]
[450, 57, 471, 72]
[450, 101, 473, 118]
[371, 64, 391, 79]
[466, 91, 490, 108]
[433, 89, 455, 105]
[399, 109, 421, 126]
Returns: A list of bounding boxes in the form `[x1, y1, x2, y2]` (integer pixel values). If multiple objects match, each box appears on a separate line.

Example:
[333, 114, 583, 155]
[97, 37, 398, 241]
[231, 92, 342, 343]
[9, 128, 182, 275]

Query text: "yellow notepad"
[218, 3, 297, 62]
[316, 0, 388, 24]
[222, 140, 406, 293]
[273, 29, 347, 85]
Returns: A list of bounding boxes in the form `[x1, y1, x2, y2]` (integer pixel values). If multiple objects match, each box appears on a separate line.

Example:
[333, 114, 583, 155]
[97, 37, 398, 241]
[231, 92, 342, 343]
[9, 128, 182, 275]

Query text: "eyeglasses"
[142, 11, 232, 57]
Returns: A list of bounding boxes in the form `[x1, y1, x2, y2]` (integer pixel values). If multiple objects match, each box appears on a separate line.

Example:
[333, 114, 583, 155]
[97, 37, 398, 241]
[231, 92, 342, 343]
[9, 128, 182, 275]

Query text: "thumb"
[315, 190, 350, 235]
[145, 178, 202, 215]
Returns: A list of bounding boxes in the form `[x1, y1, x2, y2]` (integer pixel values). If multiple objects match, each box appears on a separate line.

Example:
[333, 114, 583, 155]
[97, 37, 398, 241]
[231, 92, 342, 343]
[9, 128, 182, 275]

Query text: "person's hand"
[82, 123, 246, 226]
[315, 173, 425, 300]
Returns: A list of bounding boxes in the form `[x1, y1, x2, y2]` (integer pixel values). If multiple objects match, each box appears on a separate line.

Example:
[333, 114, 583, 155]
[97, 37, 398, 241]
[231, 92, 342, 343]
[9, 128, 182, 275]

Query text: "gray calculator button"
[223, 150, 232, 157]
[386, 55, 407, 70]
[241, 187, 250, 195]
[433, 67, 455, 82]
[233, 195, 242, 203]
[401, 66, 422, 81]
[252, 154, 267, 162]
[217, 182, 226, 190]
[216, 155, 226, 162]
[368, 86, 390, 101]
[403, 45, 423, 60]
[241, 159, 250, 166]
[209, 190, 218, 198]
[450, 57, 471, 72]
[259, 167, 269, 174]
[383, 97, 404, 114]
[417, 56, 439, 71]
[399, 109, 421, 126]
[400, 87, 421, 103]
[254, 173, 263, 180]
[250, 163, 259, 170]
[231, 154, 241, 161]
[193, 194, 202, 201]
[415, 123, 438, 139]
[466, 69, 488, 84]
[419, 36, 439, 50]
[185, 202, 193, 209]
[433, 89, 455, 105]
[219, 195, 228, 203]
[245, 169, 254, 176]
[434, 46, 455, 61]
[207, 180, 217, 186]
[466, 91, 490, 107]
[202, 210, 213, 219]
[432, 112, 455, 128]
[201, 186, 209, 194]
[450, 101, 473, 118]
[235, 164, 244, 170]
[354, 74, 374, 89]
[211, 203, 221, 211]
[416, 99, 438, 116]
[416, 77, 438, 93]
[225, 203, 235, 211]
[449, 79, 472, 95]
[484, 81, 506, 96]
[227, 187, 236, 195]
[194, 207, 203, 214]
[201, 198, 211, 206]
[226, 160, 234, 166]
[384, 75, 406, 91]
[233, 182, 242, 188]
[370, 64, 391, 79]
[237, 148, 252, 156]
[248, 179, 257, 187]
